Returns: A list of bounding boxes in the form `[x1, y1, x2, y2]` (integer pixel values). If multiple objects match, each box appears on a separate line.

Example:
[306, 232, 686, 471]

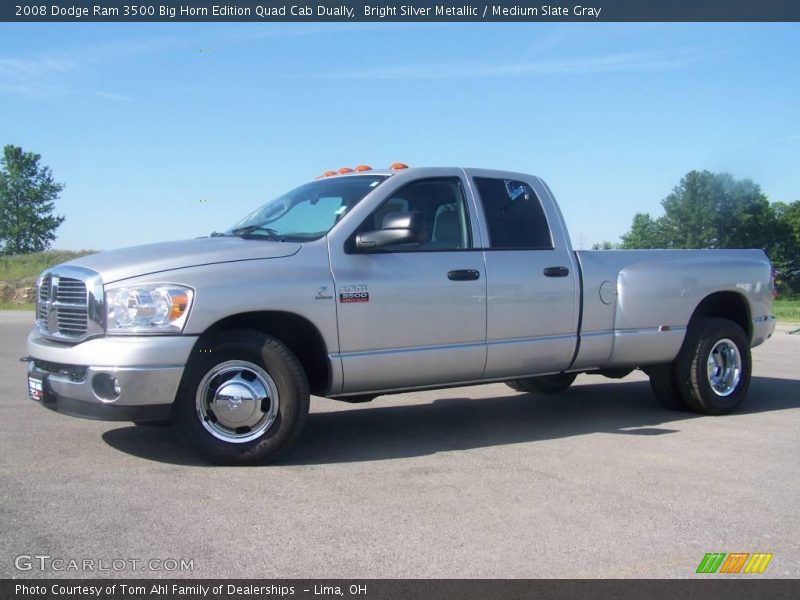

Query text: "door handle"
[543, 266, 570, 277]
[448, 269, 480, 281]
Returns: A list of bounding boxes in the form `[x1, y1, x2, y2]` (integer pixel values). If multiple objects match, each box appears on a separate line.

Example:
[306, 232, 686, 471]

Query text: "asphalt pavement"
[1, 311, 798, 578]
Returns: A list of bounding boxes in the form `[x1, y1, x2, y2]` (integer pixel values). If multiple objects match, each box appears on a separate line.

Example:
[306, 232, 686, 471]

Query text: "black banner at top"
[3, 0, 800, 22]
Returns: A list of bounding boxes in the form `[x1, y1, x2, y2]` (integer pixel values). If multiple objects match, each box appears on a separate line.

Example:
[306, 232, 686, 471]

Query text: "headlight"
[105, 285, 194, 334]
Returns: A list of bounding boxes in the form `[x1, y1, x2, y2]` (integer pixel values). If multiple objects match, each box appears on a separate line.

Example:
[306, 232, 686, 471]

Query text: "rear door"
[328, 171, 487, 393]
[468, 171, 579, 379]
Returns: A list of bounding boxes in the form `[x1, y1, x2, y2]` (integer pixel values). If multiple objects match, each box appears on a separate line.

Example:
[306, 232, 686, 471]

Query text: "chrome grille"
[55, 277, 87, 305]
[37, 278, 50, 320]
[36, 267, 104, 342]
[56, 306, 89, 337]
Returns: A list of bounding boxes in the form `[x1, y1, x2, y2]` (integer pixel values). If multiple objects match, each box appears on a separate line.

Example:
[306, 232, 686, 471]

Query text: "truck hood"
[65, 237, 302, 283]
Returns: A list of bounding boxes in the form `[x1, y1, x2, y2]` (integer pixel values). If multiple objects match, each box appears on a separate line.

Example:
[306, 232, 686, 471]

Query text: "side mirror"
[355, 211, 426, 250]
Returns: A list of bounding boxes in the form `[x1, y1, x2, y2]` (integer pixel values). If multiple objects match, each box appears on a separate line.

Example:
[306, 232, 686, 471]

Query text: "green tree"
[772, 200, 800, 293]
[774, 200, 800, 245]
[622, 170, 777, 249]
[620, 213, 672, 249]
[0, 145, 65, 255]
[591, 240, 620, 250]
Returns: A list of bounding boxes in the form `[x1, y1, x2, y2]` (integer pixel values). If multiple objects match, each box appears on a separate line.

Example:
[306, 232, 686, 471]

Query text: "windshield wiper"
[228, 225, 285, 242]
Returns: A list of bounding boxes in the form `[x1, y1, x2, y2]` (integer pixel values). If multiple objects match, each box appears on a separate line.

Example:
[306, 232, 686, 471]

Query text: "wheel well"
[689, 292, 752, 340]
[199, 312, 331, 396]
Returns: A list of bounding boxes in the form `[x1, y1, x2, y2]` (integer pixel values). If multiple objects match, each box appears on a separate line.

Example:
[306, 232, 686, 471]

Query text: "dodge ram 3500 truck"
[24, 165, 776, 464]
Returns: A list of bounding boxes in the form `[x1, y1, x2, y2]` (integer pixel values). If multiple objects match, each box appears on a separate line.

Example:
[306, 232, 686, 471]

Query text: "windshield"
[222, 175, 388, 241]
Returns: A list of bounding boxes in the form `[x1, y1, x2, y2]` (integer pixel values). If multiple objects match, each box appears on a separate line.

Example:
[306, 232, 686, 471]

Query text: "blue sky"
[1, 22, 798, 250]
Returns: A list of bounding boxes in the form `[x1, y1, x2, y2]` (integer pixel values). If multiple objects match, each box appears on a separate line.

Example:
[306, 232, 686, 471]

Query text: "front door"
[329, 174, 487, 393]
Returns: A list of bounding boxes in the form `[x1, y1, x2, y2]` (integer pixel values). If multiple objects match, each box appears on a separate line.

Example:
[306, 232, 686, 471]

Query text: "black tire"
[174, 329, 310, 465]
[505, 372, 578, 395]
[675, 317, 751, 415]
[647, 363, 689, 411]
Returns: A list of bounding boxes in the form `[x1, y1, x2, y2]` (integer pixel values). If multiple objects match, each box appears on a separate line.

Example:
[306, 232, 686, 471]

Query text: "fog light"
[92, 373, 121, 401]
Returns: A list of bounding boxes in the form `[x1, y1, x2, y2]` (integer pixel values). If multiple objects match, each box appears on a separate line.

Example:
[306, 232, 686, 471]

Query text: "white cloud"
[0, 55, 76, 78]
[0, 24, 424, 100]
[93, 90, 134, 102]
[325, 46, 728, 80]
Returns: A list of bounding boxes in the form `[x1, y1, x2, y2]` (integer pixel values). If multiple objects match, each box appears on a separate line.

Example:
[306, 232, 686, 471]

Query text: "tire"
[174, 329, 310, 465]
[675, 317, 751, 415]
[648, 363, 689, 411]
[505, 372, 578, 395]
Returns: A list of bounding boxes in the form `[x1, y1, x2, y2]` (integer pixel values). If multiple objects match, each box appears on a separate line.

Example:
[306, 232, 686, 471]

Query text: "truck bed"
[571, 249, 774, 371]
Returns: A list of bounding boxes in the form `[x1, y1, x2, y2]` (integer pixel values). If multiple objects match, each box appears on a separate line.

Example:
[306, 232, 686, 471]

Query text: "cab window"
[358, 177, 471, 251]
[473, 177, 553, 249]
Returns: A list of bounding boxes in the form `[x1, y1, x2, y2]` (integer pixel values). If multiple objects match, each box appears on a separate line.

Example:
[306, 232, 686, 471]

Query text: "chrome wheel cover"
[706, 338, 742, 397]
[196, 360, 279, 443]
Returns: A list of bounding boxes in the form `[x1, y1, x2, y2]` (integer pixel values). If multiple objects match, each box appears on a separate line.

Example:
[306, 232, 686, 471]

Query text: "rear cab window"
[473, 177, 553, 249]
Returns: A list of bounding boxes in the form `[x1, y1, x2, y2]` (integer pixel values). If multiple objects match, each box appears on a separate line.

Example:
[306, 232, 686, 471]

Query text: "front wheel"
[675, 317, 751, 415]
[506, 372, 578, 395]
[174, 329, 309, 465]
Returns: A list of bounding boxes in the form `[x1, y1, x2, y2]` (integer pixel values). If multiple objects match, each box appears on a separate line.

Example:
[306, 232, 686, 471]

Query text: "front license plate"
[28, 372, 45, 402]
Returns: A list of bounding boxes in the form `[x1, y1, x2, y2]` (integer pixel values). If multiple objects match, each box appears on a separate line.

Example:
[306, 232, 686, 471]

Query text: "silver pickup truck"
[24, 165, 776, 464]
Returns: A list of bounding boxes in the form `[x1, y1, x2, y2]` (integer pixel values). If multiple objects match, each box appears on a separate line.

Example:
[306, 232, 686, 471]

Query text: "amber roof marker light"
[316, 163, 405, 178]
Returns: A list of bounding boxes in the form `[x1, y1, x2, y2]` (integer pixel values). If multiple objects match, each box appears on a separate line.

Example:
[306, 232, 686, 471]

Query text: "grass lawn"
[0, 301, 34, 311]
[0, 250, 97, 311]
[0, 250, 97, 282]
[774, 298, 800, 323]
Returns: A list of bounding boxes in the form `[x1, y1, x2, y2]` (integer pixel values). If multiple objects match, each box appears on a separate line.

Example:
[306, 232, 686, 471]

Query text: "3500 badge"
[339, 284, 369, 303]
[339, 292, 369, 303]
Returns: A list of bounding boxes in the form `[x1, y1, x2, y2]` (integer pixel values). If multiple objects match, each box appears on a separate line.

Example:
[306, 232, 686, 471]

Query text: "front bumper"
[26, 332, 198, 422]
